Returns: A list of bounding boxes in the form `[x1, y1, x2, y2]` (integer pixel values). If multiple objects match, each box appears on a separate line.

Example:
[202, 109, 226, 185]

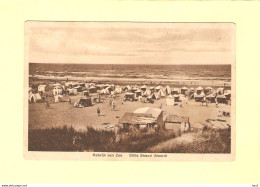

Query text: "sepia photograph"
[24, 22, 235, 160]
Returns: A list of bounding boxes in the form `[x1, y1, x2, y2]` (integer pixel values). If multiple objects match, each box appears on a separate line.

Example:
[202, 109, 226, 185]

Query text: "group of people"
[109, 99, 116, 111]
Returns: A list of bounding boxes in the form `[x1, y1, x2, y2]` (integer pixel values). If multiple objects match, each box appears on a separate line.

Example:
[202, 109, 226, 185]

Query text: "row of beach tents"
[29, 81, 231, 104]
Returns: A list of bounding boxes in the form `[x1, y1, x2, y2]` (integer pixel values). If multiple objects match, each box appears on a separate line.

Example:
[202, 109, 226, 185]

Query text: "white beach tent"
[101, 89, 109, 95]
[165, 86, 172, 95]
[166, 95, 175, 106]
[28, 92, 37, 103]
[54, 95, 63, 103]
[29, 92, 41, 103]
[155, 86, 162, 92]
[38, 85, 46, 92]
[140, 85, 147, 91]
[143, 89, 151, 96]
[68, 88, 77, 95]
[158, 89, 166, 97]
[115, 86, 122, 94]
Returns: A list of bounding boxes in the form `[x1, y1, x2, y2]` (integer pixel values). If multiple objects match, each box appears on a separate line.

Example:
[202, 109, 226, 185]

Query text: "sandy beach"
[29, 91, 231, 131]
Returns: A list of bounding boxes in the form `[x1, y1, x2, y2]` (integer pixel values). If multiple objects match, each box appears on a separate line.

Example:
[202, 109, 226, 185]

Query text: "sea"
[29, 63, 231, 87]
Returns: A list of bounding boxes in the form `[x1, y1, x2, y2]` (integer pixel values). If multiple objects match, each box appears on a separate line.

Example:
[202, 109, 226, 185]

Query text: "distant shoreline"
[29, 75, 231, 88]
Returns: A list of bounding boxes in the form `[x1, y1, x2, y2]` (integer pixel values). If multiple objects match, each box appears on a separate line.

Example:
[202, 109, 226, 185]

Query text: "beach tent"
[172, 88, 179, 95]
[54, 95, 63, 103]
[135, 89, 143, 97]
[181, 87, 188, 94]
[53, 88, 62, 96]
[34, 93, 42, 100]
[216, 95, 227, 104]
[206, 94, 216, 103]
[126, 85, 132, 91]
[83, 90, 89, 96]
[38, 85, 46, 92]
[194, 92, 205, 102]
[151, 93, 160, 100]
[173, 94, 180, 102]
[29, 92, 42, 103]
[224, 90, 231, 100]
[114, 86, 122, 94]
[204, 87, 212, 92]
[74, 86, 83, 92]
[165, 86, 172, 95]
[100, 89, 109, 95]
[68, 88, 77, 95]
[143, 89, 151, 97]
[150, 87, 155, 92]
[124, 92, 135, 101]
[131, 87, 138, 93]
[158, 89, 166, 97]
[155, 86, 162, 92]
[140, 85, 147, 91]
[28, 92, 37, 103]
[217, 88, 224, 95]
[166, 95, 175, 106]
[75, 97, 92, 107]
[196, 87, 203, 95]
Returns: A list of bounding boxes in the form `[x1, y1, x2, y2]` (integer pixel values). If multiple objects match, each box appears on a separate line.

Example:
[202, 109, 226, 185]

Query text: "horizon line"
[29, 62, 231, 66]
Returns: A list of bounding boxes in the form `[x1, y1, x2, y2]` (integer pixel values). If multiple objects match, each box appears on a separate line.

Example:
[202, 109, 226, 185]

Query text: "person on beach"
[46, 100, 50, 109]
[121, 100, 124, 105]
[68, 97, 71, 104]
[97, 107, 101, 117]
[160, 103, 162, 109]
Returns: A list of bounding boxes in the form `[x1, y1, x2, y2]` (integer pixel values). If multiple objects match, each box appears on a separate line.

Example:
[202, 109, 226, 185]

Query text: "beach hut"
[173, 94, 180, 102]
[164, 115, 190, 135]
[166, 95, 175, 106]
[89, 86, 97, 93]
[74, 97, 92, 107]
[74, 86, 83, 92]
[165, 86, 172, 95]
[194, 92, 205, 102]
[206, 94, 216, 103]
[119, 107, 163, 129]
[135, 89, 143, 97]
[181, 87, 188, 94]
[124, 92, 135, 101]
[140, 85, 147, 91]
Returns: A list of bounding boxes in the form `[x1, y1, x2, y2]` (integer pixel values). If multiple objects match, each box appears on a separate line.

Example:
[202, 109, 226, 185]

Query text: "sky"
[27, 22, 235, 65]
